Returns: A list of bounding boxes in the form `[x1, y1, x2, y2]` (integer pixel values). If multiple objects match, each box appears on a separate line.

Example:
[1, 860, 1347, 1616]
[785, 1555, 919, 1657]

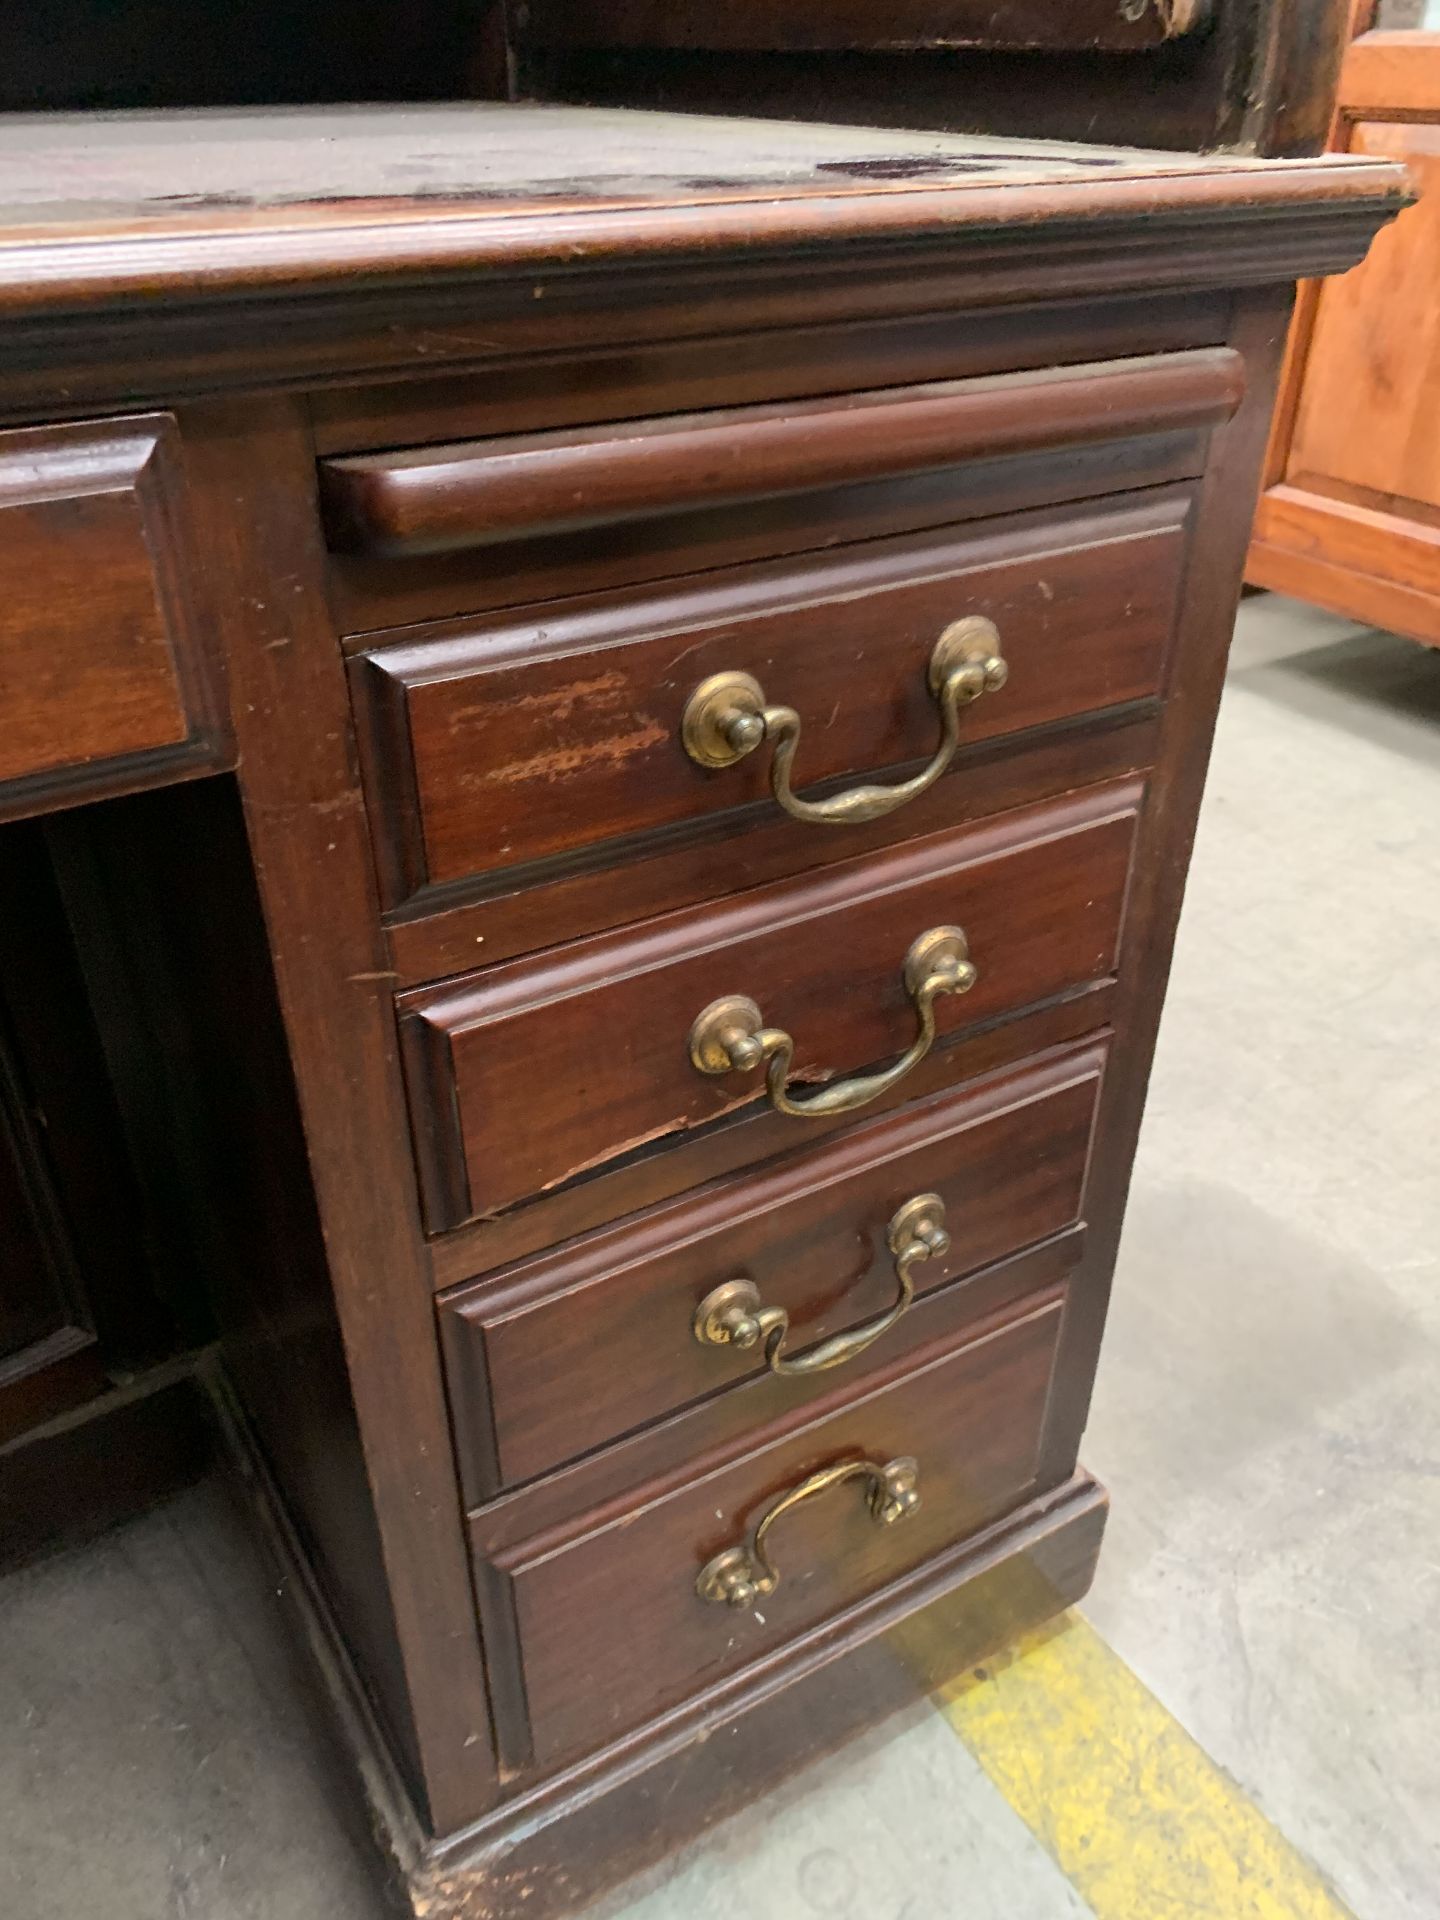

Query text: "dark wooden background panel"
[523, 0, 1213, 54]
[0, 817, 184, 1442]
[0, 0, 493, 111]
[525, 0, 1353, 157]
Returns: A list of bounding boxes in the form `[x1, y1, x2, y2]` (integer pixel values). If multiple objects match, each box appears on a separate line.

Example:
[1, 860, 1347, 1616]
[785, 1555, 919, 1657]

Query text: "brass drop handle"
[693, 1193, 949, 1376]
[697, 1455, 921, 1609]
[688, 925, 976, 1119]
[681, 617, 1008, 827]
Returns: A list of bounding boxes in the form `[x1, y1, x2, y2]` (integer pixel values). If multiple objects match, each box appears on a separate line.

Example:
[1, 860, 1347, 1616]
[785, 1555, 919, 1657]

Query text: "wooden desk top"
[0, 103, 1373, 220]
[0, 104, 1407, 426]
[0, 104, 1407, 312]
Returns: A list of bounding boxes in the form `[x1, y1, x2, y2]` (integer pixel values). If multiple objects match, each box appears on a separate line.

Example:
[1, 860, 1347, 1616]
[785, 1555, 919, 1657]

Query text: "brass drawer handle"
[681, 617, 1007, 827]
[697, 1455, 921, 1609]
[688, 925, 976, 1119]
[693, 1194, 949, 1377]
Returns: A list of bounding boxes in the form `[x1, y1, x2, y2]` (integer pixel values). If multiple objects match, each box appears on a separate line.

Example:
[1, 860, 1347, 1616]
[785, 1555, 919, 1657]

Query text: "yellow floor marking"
[936, 1612, 1356, 1920]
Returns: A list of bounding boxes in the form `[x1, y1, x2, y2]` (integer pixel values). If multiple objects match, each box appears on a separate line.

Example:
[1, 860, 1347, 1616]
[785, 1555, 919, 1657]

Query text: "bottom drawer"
[480, 1288, 1066, 1769]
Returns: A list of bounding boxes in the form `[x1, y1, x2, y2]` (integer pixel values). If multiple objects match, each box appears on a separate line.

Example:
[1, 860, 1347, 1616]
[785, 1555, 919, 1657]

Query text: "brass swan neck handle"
[688, 925, 976, 1120]
[696, 1455, 921, 1609]
[693, 1193, 950, 1377]
[681, 617, 1007, 827]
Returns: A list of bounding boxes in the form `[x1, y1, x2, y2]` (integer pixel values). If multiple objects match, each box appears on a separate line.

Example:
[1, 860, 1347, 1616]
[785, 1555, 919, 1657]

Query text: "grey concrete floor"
[3, 594, 1438, 1920]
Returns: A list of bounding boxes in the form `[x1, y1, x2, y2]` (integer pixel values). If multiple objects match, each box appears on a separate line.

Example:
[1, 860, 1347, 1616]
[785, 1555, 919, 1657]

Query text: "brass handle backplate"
[681, 617, 1007, 827]
[693, 1193, 950, 1377]
[696, 1455, 921, 1609]
[688, 924, 976, 1119]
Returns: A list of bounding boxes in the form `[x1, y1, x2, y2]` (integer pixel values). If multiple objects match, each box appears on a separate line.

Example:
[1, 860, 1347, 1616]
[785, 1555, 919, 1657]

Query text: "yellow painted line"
[936, 1612, 1356, 1920]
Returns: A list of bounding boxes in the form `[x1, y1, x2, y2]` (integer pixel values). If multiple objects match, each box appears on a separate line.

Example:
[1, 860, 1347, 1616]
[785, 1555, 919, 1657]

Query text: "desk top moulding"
[0, 106, 1407, 406]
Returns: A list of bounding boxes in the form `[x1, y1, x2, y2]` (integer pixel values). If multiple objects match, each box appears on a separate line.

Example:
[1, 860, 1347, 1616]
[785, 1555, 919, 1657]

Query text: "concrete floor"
[3, 593, 1438, 1920]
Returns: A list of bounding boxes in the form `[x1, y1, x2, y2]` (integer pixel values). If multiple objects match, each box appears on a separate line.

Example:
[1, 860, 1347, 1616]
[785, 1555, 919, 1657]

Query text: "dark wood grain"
[530, 0, 1353, 161]
[0, 1, 488, 114]
[1244, 0, 1358, 155]
[0, 1370, 215, 1569]
[307, 292, 1233, 457]
[353, 494, 1188, 909]
[525, 0, 1212, 51]
[0, 816, 182, 1443]
[425, 1003, 1118, 1292]
[278, 1438, 1107, 1920]
[469, 1232, 1079, 1560]
[330, 426, 1213, 640]
[0, 172, 1398, 436]
[441, 1041, 1104, 1497]
[486, 1289, 1063, 1769]
[177, 398, 499, 1837]
[0, 113, 1405, 324]
[0, 129, 1399, 322]
[0, 991, 100, 1442]
[0, 416, 227, 819]
[320, 351, 1239, 561]
[449, 1481, 1108, 1917]
[384, 715, 1159, 988]
[0, 106, 1406, 1919]
[401, 781, 1139, 1228]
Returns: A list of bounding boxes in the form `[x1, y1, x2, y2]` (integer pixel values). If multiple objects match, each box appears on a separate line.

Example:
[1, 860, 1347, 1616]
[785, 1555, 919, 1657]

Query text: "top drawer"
[0, 416, 224, 817]
[318, 348, 1242, 632]
[352, 490, 1189, 916]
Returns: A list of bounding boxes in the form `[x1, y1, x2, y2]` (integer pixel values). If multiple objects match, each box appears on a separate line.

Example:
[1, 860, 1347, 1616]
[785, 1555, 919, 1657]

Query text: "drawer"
[400, 779, 1139, 1230]
[320, 347, 1241, 631]
[440, 1039, 1104, 1497]
[0, 416, 223, 815]
[352, 491, 1188, 912]
[476, 1287, 1066, 1769]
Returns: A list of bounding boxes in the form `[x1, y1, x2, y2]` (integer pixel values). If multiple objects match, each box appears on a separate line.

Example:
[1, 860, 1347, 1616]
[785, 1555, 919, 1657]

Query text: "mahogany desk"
[0, 107, 1405, 1919]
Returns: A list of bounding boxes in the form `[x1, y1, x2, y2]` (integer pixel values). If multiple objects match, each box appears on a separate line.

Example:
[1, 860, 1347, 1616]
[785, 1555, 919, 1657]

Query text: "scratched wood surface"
[0, 104, 1276, 227]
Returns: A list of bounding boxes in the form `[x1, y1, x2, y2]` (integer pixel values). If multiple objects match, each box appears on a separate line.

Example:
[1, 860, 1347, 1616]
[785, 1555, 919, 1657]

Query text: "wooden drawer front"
[484, 1290, 1065, 1769]
[321, 351, 1236, 560]
[441, 1040, 1104, 1497]
[322, 348, 1239, 630]
[400, 780, 1138, 1229]
[353, 492, 1186, 911]
[0, 417, 222, 814]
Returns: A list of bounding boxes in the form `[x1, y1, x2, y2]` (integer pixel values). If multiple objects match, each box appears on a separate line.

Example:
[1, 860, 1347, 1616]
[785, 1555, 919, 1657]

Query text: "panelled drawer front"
[440, 1040, 1105, 1497]
[400, 780, 1140, 1229]
[0, 416, 221, 812]
[352, 492, 1188, 910]
[482, 1290, 1065, 1769]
